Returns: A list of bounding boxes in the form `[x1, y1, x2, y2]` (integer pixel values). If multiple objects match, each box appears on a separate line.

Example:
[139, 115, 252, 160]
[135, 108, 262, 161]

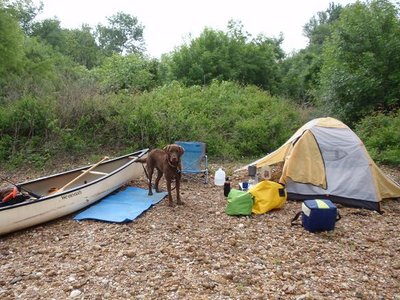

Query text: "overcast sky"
[35, 0, 359, 58]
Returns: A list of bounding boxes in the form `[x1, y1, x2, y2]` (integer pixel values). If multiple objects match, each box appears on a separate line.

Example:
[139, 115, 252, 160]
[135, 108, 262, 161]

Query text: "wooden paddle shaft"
[58, 156, 109, 192]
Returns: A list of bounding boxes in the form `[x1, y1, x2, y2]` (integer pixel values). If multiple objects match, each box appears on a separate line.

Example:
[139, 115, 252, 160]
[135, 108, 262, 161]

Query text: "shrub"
[355, 110, 400, 166]
[126, 81, 304, 159]
[0, 81, 307, 167]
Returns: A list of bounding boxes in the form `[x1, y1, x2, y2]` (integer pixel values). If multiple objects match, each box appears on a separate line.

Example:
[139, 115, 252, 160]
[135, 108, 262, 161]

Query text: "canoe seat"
[81, 170, 108, 176]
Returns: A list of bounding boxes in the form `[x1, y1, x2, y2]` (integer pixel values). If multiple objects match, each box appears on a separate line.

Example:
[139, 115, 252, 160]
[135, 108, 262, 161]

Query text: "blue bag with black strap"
[291, 199, 341, 232]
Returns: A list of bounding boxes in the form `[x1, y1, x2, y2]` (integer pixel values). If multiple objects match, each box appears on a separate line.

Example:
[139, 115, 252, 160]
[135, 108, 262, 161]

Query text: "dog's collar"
[167, 160, 179, 168]
[167, 159, 181, 173]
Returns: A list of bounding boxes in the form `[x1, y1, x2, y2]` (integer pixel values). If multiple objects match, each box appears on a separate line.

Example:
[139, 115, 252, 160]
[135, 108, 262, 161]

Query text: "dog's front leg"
[166, 179, 173, 207]
[176, 175, 183, 205]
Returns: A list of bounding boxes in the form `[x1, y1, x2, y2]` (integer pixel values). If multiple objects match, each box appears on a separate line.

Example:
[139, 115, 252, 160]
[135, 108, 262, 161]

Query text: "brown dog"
[138, 144, 185, 206]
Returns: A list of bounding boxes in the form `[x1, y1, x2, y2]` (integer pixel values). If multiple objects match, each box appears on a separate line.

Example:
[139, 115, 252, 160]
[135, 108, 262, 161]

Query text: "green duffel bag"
[225, 189, 254, 216]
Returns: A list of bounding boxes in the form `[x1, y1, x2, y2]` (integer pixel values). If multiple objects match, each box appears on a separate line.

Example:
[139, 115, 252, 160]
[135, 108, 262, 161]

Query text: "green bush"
[0, 81, 307, 167]
[0, 134, 12, 161]
[0, 96, 56, 164]
[355, 111, 400, 166]
[126, 81, 304, 159]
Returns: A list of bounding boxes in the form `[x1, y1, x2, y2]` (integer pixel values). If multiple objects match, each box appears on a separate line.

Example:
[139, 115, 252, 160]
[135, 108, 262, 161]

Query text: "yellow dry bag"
[249, 180, 287, 214]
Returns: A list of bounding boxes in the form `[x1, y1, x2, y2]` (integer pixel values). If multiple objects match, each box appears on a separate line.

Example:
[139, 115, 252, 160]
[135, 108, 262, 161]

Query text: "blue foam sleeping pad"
[74, 187, 168, 223]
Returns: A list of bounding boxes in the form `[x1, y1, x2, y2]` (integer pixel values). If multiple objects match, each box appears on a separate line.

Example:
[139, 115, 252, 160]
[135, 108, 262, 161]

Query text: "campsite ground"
[0, 162, 400, 300]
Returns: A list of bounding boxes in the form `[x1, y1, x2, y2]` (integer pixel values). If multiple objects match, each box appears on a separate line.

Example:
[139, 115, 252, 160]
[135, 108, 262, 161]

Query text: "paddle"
[49, 156, 109, 195]
[0, 176, 42, 199]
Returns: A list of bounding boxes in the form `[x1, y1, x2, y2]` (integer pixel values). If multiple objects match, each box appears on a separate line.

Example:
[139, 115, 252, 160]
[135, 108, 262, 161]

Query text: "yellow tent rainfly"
[244, 117, 400, 212]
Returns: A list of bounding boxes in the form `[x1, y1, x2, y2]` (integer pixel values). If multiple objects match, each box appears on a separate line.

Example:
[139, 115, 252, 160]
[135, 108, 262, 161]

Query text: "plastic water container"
[214, 168, 226, 186]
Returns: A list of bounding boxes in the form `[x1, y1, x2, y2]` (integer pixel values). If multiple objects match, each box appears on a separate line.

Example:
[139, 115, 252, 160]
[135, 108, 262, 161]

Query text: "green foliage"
[355, 110, 400, 166]
[123, 81, 303, 158]
[21, 38, 58, 88]
[95, 12, 145, 55]
[280, 45, 321, 105]
[279, 3, 343, 106]
[1, 37, 61, 101]
[303, 2, 343, 46]
[31, 20, 103, 69]
[92, 53, 155, 93]
[63, 25, 101, 69]
[57, 130, 86, 153]
[0, 5, 24, 81]
[318, 0, 400, 125]
[161, 21, 284, 93]
[0, 81, 305, 166]
[30, 18, 66, 51]
[2, 0, 399, 171]
[0, 134, 12, 161]
[0, 96, 54, 138]
[0, 96, 56, 166]
[3, 0, 43, 35]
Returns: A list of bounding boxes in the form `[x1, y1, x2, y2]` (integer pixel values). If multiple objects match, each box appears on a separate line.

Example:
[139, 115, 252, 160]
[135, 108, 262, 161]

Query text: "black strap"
[141, 163, 149, 180]
[291, 211, 302, 226]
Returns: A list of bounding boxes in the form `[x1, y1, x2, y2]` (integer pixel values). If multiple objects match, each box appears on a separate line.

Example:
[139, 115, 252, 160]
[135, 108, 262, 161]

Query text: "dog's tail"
[135, 157, 147, 164]
[135, 156, 149, 179]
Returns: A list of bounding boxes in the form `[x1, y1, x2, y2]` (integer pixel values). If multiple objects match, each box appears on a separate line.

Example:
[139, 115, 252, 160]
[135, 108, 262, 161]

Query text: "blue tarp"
[74, 187, 167, 223]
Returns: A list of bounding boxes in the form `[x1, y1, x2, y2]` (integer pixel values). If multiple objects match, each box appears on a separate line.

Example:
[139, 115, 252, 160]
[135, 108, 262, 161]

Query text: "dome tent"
[245, 117, 400, 212]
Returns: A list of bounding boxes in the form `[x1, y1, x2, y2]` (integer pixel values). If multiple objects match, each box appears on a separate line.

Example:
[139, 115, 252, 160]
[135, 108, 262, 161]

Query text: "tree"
[63, 25, 101, 69]
[3, 0, 43, 35]
[303, 2, 343, 46]
[31, 18, 66, 51]
[280, 46, 321, 105]
[278, 2, 344, 105]
[31, 20, 102, 69]
[319, 0, 400, 124]
[165, 28, 232, 86]
[0, 5, 24, 91]
[161, 21, 284, 93]
[92, 53, 155, 93]
[95, 12, 145, 56]
[239, 34, 284, 93]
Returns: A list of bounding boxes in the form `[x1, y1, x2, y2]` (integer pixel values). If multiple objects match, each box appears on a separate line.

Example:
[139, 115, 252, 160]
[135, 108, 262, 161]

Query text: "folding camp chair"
[175, 141, 209, 184]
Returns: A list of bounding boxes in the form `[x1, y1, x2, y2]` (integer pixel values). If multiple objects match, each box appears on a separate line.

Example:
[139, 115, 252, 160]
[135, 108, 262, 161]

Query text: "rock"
[393, 262, 400, 270]
[10, 277, 22, 284]
[69, 290, 82, 298]
[124, 250, 135, 258]
[46, 270, 57, 277]
[1, 164, 400, 299]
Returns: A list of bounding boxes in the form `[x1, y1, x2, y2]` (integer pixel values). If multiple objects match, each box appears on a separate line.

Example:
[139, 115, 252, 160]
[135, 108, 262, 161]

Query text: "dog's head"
[163, 144, 185, 164]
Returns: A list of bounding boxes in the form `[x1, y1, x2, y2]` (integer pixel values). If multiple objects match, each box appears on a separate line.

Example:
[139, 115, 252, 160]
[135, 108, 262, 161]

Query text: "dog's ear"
[178, 145, 185, 156]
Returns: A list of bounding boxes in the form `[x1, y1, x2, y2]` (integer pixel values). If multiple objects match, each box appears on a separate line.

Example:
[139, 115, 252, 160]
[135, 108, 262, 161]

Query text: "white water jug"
[214, 168, 226, 186]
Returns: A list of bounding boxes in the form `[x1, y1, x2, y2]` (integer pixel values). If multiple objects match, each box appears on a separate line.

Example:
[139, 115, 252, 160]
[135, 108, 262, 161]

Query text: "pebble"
[69, 290, 82, 298]
[10, 277, 22, 284]
[1, 169, 399, 299]
[124, 250, 136, 258]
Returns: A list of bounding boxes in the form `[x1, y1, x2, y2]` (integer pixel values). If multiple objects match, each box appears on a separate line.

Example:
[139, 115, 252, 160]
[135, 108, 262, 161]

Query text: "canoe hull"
[0, 149, 148, 236]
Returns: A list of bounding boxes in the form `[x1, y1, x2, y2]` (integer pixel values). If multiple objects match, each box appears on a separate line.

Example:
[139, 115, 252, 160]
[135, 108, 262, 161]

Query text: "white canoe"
[0, 149, 148, 236]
